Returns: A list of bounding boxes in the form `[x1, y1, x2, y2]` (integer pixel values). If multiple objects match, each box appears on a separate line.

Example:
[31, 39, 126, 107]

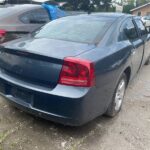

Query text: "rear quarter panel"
[77, 40, 132, 119]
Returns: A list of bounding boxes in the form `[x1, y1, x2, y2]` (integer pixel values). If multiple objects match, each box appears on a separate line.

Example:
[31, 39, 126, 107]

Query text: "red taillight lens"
[0, 29, 6, 37]
[59, 57, 95, 87]
[0, 29, 6, 43]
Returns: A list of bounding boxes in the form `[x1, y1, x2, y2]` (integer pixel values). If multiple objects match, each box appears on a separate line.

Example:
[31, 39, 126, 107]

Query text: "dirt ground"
[0, 65, 150, 150]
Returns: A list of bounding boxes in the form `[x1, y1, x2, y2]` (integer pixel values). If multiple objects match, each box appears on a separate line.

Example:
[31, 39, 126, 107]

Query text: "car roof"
[61, 13, 132, 22]
[91, 13, 126, 18]
[82, 13, 132, 18]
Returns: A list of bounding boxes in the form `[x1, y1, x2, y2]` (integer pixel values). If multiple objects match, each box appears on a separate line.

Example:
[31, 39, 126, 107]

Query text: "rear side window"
[134, 19, 147, 37]
[119, 19, 138, 41]
[20, 8, 50, 24]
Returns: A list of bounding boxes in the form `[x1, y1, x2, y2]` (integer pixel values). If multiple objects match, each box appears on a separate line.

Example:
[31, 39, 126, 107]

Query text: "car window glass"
[20, 8, 50, 24]
[134, 19, 147, 36]
[119, 19, 138, 41]
[35, 18, 113, 44]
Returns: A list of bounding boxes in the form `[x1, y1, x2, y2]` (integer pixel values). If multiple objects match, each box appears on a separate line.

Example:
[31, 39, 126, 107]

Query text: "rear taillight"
[0, 29, 6, 37]
[0, 29, 6, 43]
[59, 57, 95, 87]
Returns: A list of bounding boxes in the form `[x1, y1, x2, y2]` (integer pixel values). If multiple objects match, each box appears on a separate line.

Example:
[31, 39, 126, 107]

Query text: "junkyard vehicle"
[141, 16, 150, 27]
[0, 4, 66, 43]
[0, 4, 50, 43]
[0, 13, 149, 126]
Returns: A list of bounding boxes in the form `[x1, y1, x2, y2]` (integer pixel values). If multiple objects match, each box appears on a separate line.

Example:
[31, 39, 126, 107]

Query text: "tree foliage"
[56, 0, 113, 12]
[136, 0, 150, 6]
[123, 0, 135, 14]
[123, 4, 134, 14]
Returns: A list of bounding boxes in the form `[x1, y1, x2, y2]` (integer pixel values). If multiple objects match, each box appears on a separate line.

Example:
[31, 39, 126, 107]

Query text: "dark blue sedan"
[0, 13, 150, 126]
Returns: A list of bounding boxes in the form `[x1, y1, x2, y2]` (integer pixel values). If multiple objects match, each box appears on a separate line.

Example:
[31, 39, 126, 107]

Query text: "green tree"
[123, 0, 135, 14]
[101, 0, 112, 11]
[123, 4, 134, 13]
[56, 0, 113, 12]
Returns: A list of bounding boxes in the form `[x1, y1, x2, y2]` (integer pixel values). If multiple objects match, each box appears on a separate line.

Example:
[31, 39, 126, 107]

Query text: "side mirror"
[124, 27, 137, 39]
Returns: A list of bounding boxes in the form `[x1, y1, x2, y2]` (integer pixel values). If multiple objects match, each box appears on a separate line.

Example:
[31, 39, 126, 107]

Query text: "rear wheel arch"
[104, 66, 131, 116]
[105, 73, 127, 117]
[124, 66, 131, 86]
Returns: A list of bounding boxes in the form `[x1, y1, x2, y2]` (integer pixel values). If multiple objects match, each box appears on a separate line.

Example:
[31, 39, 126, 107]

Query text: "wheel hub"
[115, 79, 126, 111]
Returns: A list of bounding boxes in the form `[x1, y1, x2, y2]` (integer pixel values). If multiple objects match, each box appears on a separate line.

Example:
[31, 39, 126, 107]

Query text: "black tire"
[145, 56, 150, 65]
[105, 73, 127, 117]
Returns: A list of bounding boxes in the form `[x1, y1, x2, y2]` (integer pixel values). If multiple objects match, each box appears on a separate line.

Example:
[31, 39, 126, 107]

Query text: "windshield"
[35, 17, 113, 44]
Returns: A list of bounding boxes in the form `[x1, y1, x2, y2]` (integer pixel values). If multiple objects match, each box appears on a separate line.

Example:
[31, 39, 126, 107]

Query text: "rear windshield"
[35, 17, 113, 44]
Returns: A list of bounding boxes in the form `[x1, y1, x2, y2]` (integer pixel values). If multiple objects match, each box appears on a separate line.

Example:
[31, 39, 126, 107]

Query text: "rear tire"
[145, 56, 150, 65]
[105, 73, 127, 117]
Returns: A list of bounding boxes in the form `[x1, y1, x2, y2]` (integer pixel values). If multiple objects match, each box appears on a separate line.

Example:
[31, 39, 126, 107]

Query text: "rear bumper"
[2, 94, 84, 126]
[0, 78, 91, 126]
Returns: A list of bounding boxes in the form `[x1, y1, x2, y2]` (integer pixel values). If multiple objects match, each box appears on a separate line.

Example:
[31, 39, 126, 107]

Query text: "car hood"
[2, 37, 96, 59]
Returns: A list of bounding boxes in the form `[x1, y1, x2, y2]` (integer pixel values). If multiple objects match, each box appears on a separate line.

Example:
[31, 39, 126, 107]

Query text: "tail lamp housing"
[0, 29, 6, 37]
[59, 57, 95, 87]
[0, 29, 6, 43]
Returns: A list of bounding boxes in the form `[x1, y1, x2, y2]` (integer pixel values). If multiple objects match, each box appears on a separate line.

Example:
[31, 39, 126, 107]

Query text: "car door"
[124, 18, 144, 76]
[134, 18, 150, 65]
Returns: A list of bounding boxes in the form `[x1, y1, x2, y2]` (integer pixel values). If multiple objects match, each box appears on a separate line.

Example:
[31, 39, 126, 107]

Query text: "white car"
[142, 16, 150, 27]
[0, 0, 5, 4]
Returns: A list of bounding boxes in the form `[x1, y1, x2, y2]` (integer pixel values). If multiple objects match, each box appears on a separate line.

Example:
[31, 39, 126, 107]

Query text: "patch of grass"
[0, 144, 3, 150]
[0, 123, 23, 144]
[0, 130, 14, 144]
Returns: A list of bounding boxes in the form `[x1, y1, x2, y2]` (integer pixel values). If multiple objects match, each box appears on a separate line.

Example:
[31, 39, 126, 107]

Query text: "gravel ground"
[0, 65, 150, 150]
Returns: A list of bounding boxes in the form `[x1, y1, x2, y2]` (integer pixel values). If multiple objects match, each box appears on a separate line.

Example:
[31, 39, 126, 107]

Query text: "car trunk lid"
[0, 38, 95, 89]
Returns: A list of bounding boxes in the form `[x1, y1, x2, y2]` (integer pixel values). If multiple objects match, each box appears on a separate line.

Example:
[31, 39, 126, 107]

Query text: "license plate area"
[11, 87, 33, 103]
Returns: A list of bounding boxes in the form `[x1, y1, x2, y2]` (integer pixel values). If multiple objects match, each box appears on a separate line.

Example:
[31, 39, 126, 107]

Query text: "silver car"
[0, 4, 50, 43]
[141, 16, 150, 27]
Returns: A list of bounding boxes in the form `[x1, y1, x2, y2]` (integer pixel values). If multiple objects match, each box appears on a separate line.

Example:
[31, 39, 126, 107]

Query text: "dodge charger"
[0, 13, 149, 126]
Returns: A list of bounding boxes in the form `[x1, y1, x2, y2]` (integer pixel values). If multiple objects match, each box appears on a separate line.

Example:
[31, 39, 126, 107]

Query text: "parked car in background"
[141, 15, 150, 27]
[0, 4, 66, 44]
[0, 0, 59, 5]
[0, 13, 149, 126]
